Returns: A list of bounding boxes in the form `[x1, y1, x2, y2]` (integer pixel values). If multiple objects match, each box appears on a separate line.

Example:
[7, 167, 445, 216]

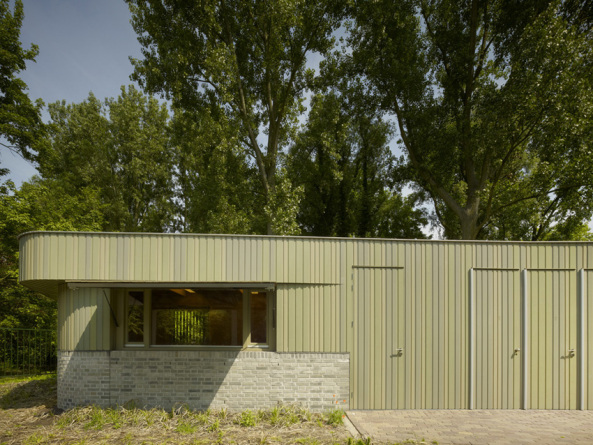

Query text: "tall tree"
[126, 0, 346, 234]
[0, 0, 44, 171]
[350, 0, 593, 239]
[38, 86, 175, 232]
[290, 91, 427, 238]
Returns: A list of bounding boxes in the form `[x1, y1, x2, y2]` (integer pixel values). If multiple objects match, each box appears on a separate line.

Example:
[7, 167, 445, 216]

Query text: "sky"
[2, 0, 143, 185]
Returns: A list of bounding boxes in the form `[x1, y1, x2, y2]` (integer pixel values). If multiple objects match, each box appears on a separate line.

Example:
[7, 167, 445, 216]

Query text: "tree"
[0, 177, 105, 329]
[127, 0, 346, 234]
[38, 86, 175, 232]
[0, 0, 44, 170]
[171, 106, 263, 234]
[350, 0, 593, 239]
[290, 91, 427, 238]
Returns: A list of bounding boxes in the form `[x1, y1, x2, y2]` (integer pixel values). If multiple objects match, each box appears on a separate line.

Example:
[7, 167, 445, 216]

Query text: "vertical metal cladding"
[57, 284, 111, 351]
[352, 241, 470, 409]
[18, 232, 593, 410]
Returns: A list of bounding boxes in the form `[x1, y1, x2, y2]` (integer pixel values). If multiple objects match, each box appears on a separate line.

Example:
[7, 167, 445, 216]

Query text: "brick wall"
[57, 350, 349, 412]
[58, 351, 111, 408]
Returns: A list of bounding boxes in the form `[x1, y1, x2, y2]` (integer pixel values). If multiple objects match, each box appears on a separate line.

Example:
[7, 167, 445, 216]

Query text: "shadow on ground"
[0, 375, 57, 410]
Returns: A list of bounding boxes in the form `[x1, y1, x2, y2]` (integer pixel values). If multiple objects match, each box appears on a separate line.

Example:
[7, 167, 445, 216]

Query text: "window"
[126, 291, 144, 344]
[124, 288, 273, 349]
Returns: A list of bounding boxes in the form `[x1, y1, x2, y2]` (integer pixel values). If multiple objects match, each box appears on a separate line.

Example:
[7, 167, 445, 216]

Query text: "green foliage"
[176, 421, 198, 434]
[350, 0, 593, 239]
[0, 0, 45, 168]
[290, 91, 427, 238]
[0, 177, 105, 329]
[238, 409, 257, 427]
[38, 86, 175, 232]
[127, 0, 347, 233]
[264, 168, 304, 236]
[171, 108, 262, 234]
[324, 408, 344, 426]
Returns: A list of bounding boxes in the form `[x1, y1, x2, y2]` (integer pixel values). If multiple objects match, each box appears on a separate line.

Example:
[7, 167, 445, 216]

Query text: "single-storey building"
[18, 231, 593, 411]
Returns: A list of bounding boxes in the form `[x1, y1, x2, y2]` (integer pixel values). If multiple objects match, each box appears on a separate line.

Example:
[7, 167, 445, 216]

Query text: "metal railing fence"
[0, 328, 57, 376]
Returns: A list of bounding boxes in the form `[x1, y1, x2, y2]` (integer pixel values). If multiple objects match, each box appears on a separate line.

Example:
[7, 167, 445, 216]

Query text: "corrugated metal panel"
[18, 232, 593, 410]
[352, 241, 470, 409]
[527, 270, 577, 409]
[276, 284, 342, 352]
[57, 284, 111, 351]
[19, 233, 343, 288]
[474, 270, 521, 409]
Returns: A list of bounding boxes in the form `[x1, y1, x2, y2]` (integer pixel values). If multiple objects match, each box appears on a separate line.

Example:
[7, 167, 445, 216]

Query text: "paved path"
[346, 410, 593, 444]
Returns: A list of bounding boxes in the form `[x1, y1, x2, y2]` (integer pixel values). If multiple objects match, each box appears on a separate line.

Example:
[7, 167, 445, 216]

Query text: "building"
[18, 231, 593, 411]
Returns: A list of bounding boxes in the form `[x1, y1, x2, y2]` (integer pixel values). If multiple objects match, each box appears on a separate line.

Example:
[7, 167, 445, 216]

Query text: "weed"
[239, 409, 257, 427]
[208, 418, 220, 432]
[295, 438, 320, 444]
[122, 432, 134, 445]
[176, 421, 198, 434]
[269, 406, 280, 425]
[325, 408, 345, 426]
[346, 438, 372, 445]
[194, 410, 210, 425]
[24, 433, 45, 445]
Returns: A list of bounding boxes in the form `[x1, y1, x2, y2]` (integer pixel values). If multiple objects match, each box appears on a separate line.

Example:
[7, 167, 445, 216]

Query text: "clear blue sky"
[3, 0, 143, 185]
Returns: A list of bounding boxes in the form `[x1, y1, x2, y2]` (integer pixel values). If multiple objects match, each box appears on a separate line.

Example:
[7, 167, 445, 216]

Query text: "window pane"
[127, 291, 144, 343]
[251, 291, 267, 343]
[151, 289, 243, 346]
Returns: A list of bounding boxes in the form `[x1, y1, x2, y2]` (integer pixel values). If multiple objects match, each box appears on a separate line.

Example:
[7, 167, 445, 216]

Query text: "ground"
[0, 374, 358, 445]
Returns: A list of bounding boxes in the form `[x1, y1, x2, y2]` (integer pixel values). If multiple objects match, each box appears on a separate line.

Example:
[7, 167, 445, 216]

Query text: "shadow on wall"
[58, 289, 240, 411]
[58, 288, 350, 412]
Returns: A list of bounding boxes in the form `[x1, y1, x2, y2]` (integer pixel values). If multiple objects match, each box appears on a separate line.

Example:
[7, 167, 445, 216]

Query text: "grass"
[0, 374, 360, 444]
[0, 373, 436, 444]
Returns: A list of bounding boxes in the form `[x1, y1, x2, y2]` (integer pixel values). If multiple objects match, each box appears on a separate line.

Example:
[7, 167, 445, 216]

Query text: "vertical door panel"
[353, 268, 404, 409]
[474, 270, 522, 409]
[528, 271, 577, 409]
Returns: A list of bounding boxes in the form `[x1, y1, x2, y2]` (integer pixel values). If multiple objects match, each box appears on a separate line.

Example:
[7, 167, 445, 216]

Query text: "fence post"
[0, 328, 57, 376]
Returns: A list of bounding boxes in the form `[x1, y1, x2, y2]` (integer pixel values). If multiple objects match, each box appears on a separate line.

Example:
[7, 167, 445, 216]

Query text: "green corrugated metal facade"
[19, 232, 593, 409]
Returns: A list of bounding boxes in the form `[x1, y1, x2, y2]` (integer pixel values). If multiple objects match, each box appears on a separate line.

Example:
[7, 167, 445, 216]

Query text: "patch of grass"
[0, 373, 56, 409]
[0, 373, 55, 386]
[346, 438, 372, 445]
[207, 418, 220, 432]
[23, 433, 47, 444]
[176, 420, 198, 434]
[325, 408, 345, 426]
[0, 375, 351, 445]
[239, 409, 257, 427]
[295, 438, 321, 444]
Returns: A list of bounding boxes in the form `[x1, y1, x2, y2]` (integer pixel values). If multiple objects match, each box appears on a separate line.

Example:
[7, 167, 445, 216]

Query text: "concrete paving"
[346, 410, 593, 444]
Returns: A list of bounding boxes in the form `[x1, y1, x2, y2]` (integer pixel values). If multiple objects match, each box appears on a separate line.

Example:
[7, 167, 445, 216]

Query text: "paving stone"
[346, 410, 593, 444]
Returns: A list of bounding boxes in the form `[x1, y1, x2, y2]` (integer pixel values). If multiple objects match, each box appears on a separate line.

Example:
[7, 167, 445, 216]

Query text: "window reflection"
[151, 289, 244, 346]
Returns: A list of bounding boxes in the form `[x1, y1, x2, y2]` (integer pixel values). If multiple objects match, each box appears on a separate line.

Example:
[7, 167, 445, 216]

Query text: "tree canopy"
[350, 0, 593, 239]
[38, 86, 175, 232]
[126, 0, 346, 233]
[0, 0, 44, 171]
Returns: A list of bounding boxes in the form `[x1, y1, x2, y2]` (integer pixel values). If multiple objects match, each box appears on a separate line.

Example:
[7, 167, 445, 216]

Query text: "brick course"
[58, 350, 349, 412]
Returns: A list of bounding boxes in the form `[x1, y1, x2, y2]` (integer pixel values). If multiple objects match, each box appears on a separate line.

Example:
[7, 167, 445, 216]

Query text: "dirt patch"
[0, 375, 350, 444]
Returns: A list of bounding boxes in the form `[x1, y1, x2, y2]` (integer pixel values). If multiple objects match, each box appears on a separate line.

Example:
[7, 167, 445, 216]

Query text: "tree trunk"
[459, 198, 481, 240]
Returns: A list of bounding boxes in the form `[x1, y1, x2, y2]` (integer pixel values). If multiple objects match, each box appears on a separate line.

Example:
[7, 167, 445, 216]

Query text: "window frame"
[120, 287, 275, 351]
